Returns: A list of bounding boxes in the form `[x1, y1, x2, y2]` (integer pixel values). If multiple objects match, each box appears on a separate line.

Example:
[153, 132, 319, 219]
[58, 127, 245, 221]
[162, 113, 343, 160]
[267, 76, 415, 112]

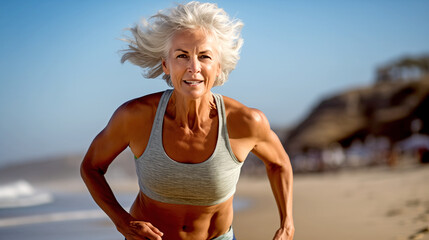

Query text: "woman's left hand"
[273, 225, 295, 240]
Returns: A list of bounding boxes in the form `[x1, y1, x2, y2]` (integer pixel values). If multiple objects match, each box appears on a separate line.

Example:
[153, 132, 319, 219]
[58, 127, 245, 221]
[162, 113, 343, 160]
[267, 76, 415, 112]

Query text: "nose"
[187, 56, 201, 74]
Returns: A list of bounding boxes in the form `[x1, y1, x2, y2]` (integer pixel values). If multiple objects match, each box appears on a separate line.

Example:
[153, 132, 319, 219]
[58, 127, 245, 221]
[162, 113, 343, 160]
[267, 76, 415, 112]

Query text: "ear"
[162, 58, 169, 75]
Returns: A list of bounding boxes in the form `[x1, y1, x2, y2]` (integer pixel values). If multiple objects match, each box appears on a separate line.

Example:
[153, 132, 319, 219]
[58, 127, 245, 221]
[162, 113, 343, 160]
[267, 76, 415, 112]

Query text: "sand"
[234, 164, 429, 240]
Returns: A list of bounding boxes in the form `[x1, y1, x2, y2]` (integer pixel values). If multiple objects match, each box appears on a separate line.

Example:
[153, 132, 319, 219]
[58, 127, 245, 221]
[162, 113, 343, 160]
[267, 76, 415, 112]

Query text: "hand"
[118, 220, 164, 240]
[273, 225, 295, 240]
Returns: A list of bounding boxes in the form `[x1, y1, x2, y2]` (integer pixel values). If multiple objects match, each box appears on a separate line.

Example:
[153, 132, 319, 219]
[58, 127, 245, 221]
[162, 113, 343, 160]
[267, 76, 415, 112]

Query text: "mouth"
[183, 80, 204, 86]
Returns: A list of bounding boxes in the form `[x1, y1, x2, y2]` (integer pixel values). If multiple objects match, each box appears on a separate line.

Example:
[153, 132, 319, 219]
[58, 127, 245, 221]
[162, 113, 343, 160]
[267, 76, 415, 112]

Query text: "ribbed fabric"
[135, 89, 243, 206]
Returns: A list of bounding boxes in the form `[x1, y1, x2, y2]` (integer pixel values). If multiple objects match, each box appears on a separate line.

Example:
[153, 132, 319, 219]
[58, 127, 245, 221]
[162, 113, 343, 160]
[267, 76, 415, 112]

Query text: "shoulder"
[222, 95, 271, 139]
[107, 91, 165, 130]
[116, 91, 163, 115]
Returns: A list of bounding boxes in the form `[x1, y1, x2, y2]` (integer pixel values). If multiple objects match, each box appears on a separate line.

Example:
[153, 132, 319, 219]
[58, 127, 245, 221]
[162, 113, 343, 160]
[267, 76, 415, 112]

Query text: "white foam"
[0, 180, 53, 208]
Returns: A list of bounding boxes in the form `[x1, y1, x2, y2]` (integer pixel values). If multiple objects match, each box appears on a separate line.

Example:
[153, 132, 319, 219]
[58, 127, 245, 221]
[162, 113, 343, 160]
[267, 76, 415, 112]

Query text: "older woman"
[80, 2, 294, 240]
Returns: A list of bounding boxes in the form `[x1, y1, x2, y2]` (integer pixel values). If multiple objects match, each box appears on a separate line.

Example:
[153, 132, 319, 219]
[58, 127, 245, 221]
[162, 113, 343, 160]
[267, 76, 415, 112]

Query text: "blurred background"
[1, 0, 428, 239]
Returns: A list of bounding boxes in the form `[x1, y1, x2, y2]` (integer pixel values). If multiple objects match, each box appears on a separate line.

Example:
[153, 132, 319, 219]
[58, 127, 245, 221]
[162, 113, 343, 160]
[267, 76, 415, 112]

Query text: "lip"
[183, 79, 204, 86]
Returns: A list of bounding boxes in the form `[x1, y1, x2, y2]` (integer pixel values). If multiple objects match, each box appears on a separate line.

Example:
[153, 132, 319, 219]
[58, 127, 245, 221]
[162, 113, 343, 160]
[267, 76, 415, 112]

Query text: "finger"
[127, 229, 159, 240]
[142, 225, 163, 240]
[130, 221, 163, 237]
[130, 222, 162, 240]
[144, 222, 164, 236]
[142, 229, 162, 240]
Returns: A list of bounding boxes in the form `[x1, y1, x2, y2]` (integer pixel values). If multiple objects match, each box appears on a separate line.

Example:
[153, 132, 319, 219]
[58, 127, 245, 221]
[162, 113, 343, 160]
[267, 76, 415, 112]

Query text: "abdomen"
[129, 192, 234, 240]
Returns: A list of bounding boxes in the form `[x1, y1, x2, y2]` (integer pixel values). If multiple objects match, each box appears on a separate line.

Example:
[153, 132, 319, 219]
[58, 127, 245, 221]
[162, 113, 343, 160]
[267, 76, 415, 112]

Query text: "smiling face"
[162, 28, 221, 99]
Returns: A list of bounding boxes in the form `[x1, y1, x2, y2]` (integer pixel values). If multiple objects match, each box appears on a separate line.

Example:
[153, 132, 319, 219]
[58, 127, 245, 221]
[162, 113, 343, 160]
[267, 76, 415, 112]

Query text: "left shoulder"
[221, 95, 271, 139]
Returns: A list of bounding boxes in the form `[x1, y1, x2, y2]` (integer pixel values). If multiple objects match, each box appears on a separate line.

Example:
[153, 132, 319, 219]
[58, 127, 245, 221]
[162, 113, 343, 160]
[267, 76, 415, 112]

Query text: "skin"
[80, 28, 294, 240]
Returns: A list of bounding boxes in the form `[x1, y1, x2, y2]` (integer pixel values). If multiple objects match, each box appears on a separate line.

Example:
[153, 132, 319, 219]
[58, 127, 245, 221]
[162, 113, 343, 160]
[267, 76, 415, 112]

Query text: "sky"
[1, 0, 428, 165]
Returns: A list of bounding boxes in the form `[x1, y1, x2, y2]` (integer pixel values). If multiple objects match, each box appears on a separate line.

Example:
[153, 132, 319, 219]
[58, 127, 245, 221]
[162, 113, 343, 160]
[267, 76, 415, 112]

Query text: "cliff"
[285, 76, 429, 155]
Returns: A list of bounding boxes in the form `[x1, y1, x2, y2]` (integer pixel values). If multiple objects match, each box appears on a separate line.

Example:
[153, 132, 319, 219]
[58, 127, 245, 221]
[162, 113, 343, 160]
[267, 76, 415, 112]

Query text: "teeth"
[184, 80, 203, 85]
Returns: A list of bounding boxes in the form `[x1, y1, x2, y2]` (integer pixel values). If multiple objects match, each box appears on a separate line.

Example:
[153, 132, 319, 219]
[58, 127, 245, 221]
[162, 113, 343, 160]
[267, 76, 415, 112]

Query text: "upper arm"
[80, 92, 160, 175]
[81, 101, 139, 174]
[248, 110, 290, 169]
[224, 97, 289, 165]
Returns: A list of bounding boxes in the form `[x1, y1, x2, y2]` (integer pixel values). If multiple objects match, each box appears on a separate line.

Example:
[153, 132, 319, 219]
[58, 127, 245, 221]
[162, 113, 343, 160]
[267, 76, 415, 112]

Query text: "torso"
[125, 90, 256, 239]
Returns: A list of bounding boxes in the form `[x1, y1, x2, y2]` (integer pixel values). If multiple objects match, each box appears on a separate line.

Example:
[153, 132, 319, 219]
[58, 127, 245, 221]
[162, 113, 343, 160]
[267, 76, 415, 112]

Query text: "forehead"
[169, 28, 218, 52]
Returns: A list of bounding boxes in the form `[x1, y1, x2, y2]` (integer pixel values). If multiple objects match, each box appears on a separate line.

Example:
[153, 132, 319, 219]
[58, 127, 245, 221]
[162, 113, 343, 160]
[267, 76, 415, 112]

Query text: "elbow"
[80, 161, 91, 182]
[265, 158, 293, 175]
[265, 162, 286, 173]
[80, 160, 105, 183]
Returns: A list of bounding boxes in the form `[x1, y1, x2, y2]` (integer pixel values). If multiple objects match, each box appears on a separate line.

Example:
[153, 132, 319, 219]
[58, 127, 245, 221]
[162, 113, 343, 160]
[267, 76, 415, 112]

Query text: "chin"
[176, 84, 212, 99]
[186, 89, 209, 99]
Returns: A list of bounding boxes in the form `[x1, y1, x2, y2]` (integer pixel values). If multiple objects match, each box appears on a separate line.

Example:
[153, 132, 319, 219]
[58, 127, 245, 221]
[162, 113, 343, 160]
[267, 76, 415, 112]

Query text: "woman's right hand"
[118, 220, 164, 240]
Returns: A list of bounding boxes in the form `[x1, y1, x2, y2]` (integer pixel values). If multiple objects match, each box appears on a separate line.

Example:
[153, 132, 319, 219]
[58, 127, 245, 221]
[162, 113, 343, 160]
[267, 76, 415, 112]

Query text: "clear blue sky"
[1, 0, 428, 165]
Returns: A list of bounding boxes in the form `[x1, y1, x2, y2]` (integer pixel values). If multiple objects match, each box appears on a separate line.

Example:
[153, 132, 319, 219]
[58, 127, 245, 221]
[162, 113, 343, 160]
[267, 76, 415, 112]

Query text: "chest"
[162, 117, 219, 164]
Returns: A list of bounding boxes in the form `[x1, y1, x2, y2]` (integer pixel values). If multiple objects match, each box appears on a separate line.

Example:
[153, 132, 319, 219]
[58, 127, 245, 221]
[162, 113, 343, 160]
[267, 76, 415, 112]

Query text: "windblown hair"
[121, 1, 244, 86]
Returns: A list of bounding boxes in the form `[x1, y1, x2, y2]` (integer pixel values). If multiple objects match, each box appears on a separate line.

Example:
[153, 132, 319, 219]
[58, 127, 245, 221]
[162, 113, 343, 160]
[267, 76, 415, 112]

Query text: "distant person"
[80, 2, 294, 239]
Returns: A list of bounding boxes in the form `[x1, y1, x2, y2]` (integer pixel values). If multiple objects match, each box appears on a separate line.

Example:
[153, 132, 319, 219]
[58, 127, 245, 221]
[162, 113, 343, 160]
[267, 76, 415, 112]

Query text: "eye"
[176, 54, 188, 59]
[200, 55, 212, 60]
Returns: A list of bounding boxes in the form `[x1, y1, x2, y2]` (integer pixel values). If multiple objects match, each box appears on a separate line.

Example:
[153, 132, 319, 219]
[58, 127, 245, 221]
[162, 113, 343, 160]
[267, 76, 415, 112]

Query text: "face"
[162, 28, 221, 99]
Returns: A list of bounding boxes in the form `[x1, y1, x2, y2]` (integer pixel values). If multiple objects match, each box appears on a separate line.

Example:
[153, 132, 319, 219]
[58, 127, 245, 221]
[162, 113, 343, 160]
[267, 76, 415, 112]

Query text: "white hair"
[120, 1, 244, 86]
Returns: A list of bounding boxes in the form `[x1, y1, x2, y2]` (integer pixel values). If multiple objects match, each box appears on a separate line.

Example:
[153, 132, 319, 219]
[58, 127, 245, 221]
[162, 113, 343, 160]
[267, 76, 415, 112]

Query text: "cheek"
[205, 64, 218, 73]
[168, 62, 186, 76]
[211, 66, 221, 79]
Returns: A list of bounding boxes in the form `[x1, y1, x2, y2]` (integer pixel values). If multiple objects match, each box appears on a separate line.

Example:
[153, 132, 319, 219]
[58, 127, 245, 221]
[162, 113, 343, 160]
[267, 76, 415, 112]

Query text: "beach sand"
[234, 164, 429, 240]
[1, 153, 429, 239]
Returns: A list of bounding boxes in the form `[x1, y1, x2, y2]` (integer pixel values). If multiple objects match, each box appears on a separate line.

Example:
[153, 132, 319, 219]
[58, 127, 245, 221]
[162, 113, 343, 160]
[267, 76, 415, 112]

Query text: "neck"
[167, 91, 216, 131]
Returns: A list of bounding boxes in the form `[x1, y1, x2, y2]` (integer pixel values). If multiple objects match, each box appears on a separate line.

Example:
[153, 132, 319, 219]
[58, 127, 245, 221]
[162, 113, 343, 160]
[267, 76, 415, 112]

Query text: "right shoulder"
[116, 91, 164, 117]
[106, 91, 165, 132]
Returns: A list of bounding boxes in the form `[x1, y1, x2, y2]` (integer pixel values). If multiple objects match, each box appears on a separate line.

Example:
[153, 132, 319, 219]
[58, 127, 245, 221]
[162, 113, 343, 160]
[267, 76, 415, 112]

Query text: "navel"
[182, 224, 194, 232]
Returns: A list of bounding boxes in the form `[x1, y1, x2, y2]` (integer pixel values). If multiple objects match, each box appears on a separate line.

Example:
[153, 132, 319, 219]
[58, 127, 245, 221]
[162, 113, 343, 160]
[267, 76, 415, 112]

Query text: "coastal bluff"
[285, 77, 429, 154]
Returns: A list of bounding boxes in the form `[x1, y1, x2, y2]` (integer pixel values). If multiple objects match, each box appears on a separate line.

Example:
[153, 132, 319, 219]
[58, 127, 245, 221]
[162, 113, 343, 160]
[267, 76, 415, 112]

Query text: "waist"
[130, 192, 234, 239]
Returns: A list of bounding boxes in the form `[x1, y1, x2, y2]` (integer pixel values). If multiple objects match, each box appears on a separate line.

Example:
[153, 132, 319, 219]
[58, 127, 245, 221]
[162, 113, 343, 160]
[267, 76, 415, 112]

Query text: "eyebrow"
[174, 49, 188, 53]
[174, 49, 213, 54]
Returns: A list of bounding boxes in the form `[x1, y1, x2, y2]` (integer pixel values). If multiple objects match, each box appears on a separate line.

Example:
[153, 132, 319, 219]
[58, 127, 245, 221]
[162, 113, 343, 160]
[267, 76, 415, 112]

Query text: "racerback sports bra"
[135, 89, 243, 206]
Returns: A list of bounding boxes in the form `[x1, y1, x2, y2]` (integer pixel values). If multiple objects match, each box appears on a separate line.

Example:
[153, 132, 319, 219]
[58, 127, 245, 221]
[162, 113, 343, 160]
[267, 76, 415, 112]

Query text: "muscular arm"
[249, 110, 295, 240]
[80, 100, 163, 240]
[80, 104, 131, 227]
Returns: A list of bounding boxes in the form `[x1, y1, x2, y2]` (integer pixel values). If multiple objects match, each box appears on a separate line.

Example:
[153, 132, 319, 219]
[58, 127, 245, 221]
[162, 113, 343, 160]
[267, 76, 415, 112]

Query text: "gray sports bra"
[135, 90, 243, 206]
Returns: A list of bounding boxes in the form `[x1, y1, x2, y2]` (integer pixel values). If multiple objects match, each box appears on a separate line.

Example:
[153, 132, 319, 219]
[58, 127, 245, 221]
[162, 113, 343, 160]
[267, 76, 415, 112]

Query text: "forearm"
[80, 165, 133, 227]
[266, 160, 293, 229]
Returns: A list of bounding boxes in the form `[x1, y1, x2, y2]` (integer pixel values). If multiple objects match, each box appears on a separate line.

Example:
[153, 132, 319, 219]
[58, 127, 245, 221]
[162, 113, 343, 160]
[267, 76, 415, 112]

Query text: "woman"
[80, 2, 294, 240]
